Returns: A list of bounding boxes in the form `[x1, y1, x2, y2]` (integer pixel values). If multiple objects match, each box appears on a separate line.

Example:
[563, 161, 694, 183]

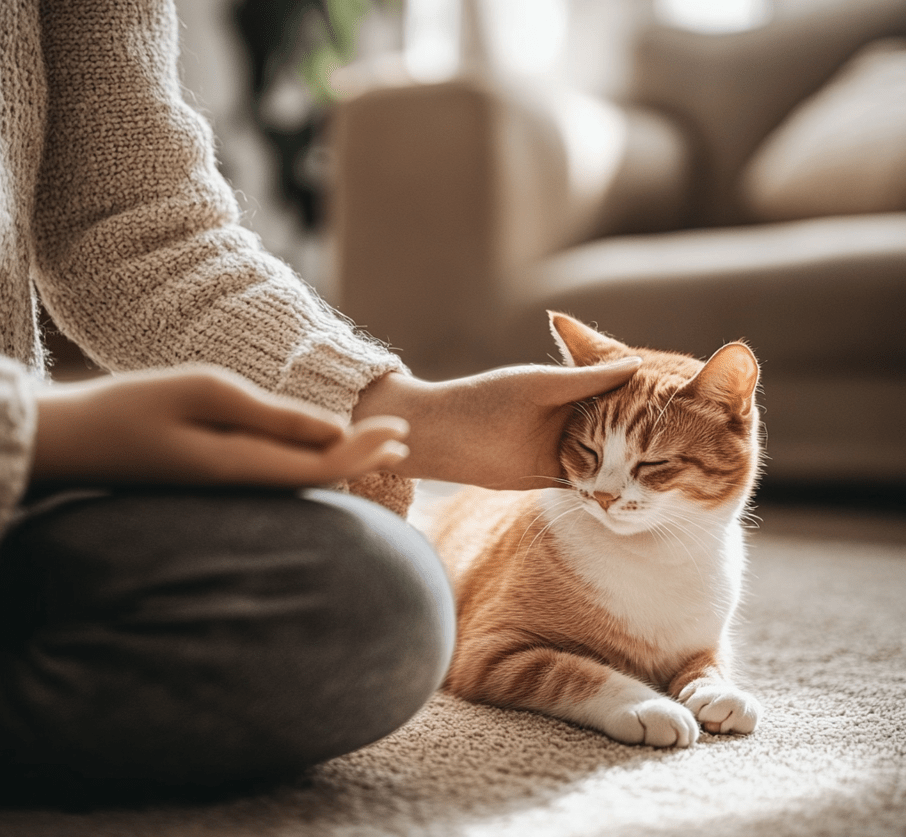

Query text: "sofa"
[331, 0, 906, 486]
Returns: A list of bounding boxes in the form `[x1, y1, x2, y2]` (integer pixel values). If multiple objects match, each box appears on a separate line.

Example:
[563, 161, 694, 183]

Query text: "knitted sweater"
[0, 0, 413, 536]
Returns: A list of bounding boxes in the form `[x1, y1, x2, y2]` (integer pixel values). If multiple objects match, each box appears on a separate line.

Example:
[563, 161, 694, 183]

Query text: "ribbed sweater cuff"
[0, 357, 37, 537]
[278, 306, 409, 420]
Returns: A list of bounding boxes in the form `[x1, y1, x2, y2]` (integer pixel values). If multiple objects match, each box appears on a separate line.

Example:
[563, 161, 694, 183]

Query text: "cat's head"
[550, 312, 762, 536]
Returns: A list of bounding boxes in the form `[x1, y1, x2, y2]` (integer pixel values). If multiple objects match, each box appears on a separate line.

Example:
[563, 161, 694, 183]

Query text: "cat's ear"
[548, 312, 629, 367]
[684, 342, 759, 416]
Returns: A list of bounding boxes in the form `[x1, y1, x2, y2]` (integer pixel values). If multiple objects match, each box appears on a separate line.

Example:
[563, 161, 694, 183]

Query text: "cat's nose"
[594, 491, 620, 511]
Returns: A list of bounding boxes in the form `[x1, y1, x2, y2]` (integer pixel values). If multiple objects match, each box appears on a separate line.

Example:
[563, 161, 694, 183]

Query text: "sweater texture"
[0, 0, 414, 530]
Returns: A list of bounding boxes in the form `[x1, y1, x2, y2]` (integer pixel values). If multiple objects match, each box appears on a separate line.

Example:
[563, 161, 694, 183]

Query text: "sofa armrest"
[332, 78, 498, 378]
[330, 73, 691, 377]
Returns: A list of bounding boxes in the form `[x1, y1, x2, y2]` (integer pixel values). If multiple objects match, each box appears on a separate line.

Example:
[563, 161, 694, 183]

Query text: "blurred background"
[51, 0, 906, 504]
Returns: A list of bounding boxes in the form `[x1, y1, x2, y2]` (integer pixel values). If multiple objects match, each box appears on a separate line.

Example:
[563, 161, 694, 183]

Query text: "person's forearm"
[352, 373, 441, 480]
[32, 0, 404, 420]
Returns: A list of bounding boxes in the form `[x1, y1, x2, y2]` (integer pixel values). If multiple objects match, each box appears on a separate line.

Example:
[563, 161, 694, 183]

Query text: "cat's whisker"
[652, 506, 718, 550]
[572, 400, 597, 424]
[739, 504, 763, 530]
[647, 522, 713, 606]
[647, 520, 680, 560]
[646, 517, 690, 558]
[522, 502, 584, 561]
[528, 476, 581, 491]
[564, 503, 588, 541]
[658, 512, 717, 555]
[649, 387, 681, 438]
[515, 495, 580, 565]
[662, 522, 710, 564]
[660, 508, 715, 537]
[650, 519, 708, 591]
[517, 499, 573, 548]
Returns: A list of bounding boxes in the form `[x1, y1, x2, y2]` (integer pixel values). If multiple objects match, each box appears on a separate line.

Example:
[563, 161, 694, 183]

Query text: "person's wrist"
[31, 383, 89, 484]
[353, 372, 420, 421]
[352, 372, 440, 479]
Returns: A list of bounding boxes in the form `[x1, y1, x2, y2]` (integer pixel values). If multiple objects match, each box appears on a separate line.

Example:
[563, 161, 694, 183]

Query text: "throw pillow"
[740, 38, 906, 221]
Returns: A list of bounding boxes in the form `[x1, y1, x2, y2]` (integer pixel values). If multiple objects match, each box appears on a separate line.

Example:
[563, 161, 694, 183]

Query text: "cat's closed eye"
[577, 442, 600, 464]
[637, 460, 670, 469]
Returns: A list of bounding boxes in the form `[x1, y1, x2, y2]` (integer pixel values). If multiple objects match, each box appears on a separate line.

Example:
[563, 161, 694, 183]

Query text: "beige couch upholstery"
[332, 0, 906, 485]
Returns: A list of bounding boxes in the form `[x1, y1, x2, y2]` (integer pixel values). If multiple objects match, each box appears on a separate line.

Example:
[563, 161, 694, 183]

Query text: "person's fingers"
[531, 357, 642, 406]
[174, 415, 410, 486]
[318, 438, 411, 483]
[176, 371, 349, 448]
[318, 416, 410, 476]
[345, 414, 411, 442]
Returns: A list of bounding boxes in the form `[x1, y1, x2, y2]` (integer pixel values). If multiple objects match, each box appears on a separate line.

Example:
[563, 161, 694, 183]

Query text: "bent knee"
[280, 490, 455, 758]
[0, 487, 456, 789]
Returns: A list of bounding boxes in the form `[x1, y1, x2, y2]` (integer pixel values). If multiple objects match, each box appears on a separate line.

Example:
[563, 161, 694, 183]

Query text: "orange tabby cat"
[428, 312, 763, 748]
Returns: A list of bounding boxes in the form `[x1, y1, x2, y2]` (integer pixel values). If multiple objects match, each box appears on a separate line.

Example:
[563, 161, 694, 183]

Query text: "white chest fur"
[538, 488, 746, 662]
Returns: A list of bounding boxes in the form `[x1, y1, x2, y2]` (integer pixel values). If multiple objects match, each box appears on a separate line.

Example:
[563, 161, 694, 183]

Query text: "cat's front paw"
[679, 682, 762, 735]
[606, 697, 700, 748]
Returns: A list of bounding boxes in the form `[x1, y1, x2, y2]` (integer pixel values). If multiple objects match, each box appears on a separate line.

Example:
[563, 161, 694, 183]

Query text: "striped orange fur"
[427, 313, 763, 748]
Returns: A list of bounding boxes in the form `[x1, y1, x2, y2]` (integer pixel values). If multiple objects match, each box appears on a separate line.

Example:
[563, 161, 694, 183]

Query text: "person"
[0, 0, 640, 804]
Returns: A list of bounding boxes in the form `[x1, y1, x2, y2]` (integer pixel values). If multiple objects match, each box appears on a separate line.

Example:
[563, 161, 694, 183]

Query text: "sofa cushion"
[629, 0, 906, 225]
[740, 39, 906, 221]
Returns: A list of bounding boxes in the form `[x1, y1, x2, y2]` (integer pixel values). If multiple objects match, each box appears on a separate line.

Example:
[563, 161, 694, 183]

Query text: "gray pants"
[0, 487, 455, 804]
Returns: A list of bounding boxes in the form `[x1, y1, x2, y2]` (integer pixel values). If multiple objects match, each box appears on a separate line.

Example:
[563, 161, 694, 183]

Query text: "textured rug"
[1, 491, 904, 837]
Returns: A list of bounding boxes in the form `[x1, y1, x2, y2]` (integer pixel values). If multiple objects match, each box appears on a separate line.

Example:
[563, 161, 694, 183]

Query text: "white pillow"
[740, 39, 906, 221]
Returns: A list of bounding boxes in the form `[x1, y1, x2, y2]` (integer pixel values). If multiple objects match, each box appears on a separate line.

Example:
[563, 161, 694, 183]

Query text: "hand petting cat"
[30, 358, 639, 493]
[352, 359, 642, 491]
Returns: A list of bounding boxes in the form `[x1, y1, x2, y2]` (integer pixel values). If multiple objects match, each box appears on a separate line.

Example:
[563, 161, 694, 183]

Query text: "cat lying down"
[428, 312, 763, 748]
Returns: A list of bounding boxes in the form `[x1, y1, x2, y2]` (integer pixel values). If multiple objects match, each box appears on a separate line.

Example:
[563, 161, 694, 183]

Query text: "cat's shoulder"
[425, 487, 544, 577]
[425, 486, 539, 537]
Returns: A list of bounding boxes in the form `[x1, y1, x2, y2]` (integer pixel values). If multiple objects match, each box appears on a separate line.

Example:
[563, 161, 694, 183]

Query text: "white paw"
[679, 682, 762, 735]
[605, 697, 700, 748]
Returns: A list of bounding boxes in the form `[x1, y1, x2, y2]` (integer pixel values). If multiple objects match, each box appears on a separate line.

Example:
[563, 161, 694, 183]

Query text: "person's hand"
[30, 367, 409, 488]
[352, 359, 641, 490]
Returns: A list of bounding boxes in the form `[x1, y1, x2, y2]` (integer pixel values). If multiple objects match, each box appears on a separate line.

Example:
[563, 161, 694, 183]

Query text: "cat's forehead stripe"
[599, 387, 661, 448]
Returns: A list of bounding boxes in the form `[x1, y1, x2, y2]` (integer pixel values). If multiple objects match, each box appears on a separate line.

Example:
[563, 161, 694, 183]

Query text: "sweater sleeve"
[31, 0, 405, 421]
[29, 0, 414, 514]
[0, 357, 37, 539]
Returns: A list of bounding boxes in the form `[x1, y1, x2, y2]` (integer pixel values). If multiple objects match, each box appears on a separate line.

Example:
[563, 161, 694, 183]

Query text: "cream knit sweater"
[0, 0, 413, 535]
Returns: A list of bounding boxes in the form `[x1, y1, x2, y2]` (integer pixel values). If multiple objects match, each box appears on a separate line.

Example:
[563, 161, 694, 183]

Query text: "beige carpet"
[2, 492, 904, 837]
